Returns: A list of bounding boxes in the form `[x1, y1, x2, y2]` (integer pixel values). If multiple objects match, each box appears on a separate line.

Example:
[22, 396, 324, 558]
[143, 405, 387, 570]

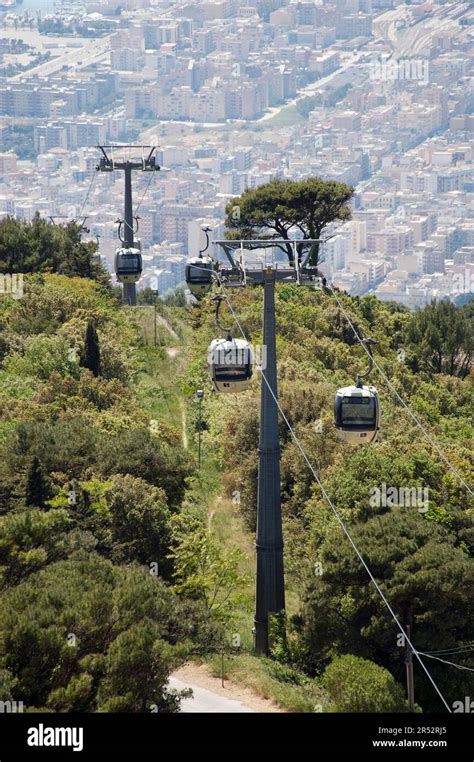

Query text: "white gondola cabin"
[208, 337, 253, 393]
[334, 384, 380, 444]
[185, 256, 214, 297]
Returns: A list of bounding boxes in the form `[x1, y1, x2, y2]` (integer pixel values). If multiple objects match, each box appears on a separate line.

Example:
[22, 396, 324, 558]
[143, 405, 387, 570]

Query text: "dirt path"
[171, 662, 284, 713]
[156, 313, 180, 341]
[208, 507, 216, 531]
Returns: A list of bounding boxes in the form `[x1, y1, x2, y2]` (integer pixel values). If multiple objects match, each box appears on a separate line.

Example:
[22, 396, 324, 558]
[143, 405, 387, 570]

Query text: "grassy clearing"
[263, 104, 304, 128]
[208, 493, 256, 648]
[133, 306, 190, 433]
[200, 477, 326, 713]
[132, 305, 223, 519]
[204, 652, 328, 713]
[133, 303, 327, 712]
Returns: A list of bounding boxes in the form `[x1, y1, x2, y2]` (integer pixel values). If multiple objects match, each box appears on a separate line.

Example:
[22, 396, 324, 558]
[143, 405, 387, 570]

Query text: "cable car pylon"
[206, 238, 326, 654]
[96, 145, 160, 306]
[255, 268, 285, 653]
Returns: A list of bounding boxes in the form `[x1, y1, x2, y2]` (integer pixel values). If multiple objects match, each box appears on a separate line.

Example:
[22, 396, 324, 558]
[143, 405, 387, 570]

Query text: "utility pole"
[96, 146, 159, 306]
[196, 389, 204, 468]
[254, 269, 285, 653]
[152, 289, 158, 346]
[405, 624, 415, 712]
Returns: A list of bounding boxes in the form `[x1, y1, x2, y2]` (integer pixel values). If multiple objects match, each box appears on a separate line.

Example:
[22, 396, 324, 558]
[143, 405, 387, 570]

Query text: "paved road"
[168, 676, 255, 713]
[256, 50, 370, 123]
[11, 36, 110, 80]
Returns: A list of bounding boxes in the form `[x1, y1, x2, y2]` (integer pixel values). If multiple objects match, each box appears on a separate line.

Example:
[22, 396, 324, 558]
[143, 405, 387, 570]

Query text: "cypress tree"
[25, 456, 50, 509]
[82, 319, 101, 377]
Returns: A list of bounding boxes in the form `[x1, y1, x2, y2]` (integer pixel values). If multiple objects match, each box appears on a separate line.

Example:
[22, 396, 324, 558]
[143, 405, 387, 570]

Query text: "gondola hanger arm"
[211, 294, 232, 340]
[356, 337, 378, 387]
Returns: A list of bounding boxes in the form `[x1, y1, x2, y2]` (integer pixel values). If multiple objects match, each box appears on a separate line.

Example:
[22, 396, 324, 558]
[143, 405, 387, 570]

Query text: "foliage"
[405, 299, 472, 377]
[0, 219, 472, 714]
[224, 178, 354, 265]
[0, 553, 190, 711]
[0, 508, 71, 590]
[322, 655, 408, 712]
[0, 215, 109, 284]
[296, 95, 321, 118]
[95, 620, 186, 712]
[162, 286, 187, 307]
[137, 288, 159, 305]
[98, 426, 192, 510]
[299, 510, 474, 710]
[104, 475, 172, 574]
[81, 319, 101, 377]
[25, 456, 51, 509]
[169, 516, 251, 623]
[0, 272, 207, 712]
[0, 125, 36, 161]
[184, 277, 473, 711]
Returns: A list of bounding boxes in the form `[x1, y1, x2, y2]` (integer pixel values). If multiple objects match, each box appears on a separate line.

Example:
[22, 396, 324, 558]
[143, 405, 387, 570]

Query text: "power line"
[326, 283, 473, 496]
[418, 652, 474, 673]
[212, 272, 452, 713]
[135, 171, 155, 216]
[423, 645, 474, 656]
[78, 169, 97, 219]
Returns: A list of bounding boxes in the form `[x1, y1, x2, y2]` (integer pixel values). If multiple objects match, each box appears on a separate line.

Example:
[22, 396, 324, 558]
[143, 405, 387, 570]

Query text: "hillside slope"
[182, 284, 473, 712]
[0, 274, 472, 713]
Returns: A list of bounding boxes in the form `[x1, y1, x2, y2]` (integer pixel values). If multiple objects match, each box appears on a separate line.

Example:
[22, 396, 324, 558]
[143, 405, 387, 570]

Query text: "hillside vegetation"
[0, 266, 472, 712]
[184, 284, 473, 711]
[0, 274, 229, 712]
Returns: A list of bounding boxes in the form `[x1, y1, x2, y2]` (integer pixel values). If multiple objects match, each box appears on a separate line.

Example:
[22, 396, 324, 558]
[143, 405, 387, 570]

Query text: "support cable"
[417, 653, 474, 673]
[78, 170, 97, 219]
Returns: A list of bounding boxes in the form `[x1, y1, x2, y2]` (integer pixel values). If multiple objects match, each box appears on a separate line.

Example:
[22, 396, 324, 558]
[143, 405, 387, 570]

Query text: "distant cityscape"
[0, 0, 472, 306]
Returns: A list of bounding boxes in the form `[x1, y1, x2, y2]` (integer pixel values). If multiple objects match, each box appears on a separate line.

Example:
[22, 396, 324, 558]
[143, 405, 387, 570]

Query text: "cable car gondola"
[298, 266, 325, 288]
[334, 384, 380, 444]
[208, 337, 254, 393]
[207, 293, 253, 393]
[334, 338, 380, 444]
[114, 247, 142, 284]
[186, 226, 214, 297]
[185, 256, 214, 297]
